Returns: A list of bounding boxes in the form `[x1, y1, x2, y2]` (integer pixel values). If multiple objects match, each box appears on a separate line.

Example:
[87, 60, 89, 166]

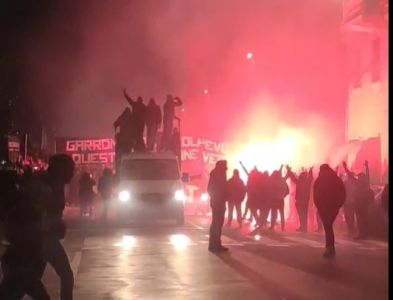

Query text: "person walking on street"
[42, 154, 76, 299]
[313, 164, 346, 259]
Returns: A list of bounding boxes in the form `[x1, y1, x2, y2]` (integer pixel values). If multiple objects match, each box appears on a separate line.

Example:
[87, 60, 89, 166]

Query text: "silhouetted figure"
[239, 162, 260, 224]
[287, 166, 313, 232]
[313, 164, 346, 259]
[123, 89, 146, 150]
[342, 171, 356, 235]
[226, 169, 246, 228]
[43, 154, 75, 299]
[114, 107, 135, 171]
[98, 168, 113, 221]
[207, 160, 228, 252]
[0, 170, 50, 299]
[257, 171, 271, 228]
[269, 168, 289, 232]
[161, 94, 182, 151]
[343, 161, 373, 240]
[146, 98, 162, 151]
[79, 172, 96, 217]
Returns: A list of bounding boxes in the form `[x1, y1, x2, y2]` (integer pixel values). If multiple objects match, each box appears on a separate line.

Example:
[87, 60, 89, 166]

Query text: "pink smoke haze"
[24, 0, 347, 158]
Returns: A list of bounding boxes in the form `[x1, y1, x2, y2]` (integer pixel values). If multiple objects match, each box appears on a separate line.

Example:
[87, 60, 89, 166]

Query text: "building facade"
[341, 0, 388, 181]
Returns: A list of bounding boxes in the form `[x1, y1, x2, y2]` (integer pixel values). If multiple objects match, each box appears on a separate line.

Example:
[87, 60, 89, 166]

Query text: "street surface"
[6, 206, 385, 300]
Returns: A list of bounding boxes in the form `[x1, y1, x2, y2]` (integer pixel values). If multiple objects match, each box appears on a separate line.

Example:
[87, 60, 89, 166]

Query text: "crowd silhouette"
[208, 159, 387, 259]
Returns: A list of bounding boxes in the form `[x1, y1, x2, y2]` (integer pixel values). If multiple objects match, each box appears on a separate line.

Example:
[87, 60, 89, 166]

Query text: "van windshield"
[121, 159, 180, 180]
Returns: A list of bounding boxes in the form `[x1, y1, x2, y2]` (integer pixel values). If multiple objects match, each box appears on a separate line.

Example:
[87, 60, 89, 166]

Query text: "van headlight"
[174, 189, 186, 202]
[118, 190, 131, 202]
[200, 193, 209, 202]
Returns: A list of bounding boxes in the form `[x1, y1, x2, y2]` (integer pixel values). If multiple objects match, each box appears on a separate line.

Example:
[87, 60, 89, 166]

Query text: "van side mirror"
[182, 172, 190, 183]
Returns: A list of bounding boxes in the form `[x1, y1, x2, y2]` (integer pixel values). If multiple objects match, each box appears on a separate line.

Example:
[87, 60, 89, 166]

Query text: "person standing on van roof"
[145, 98, 162, 151]
[123, 89, 146, 151]
[161, 94, 182, 151]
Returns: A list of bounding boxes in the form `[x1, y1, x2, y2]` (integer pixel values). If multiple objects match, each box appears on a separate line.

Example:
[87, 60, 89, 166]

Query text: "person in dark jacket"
[114, 107, 135, 172]
[343, 160, 373, 239]
[207, 160, 228, 252]
[0, 171, 50, 299]
[226, 169, 246, 228]
[43, 154, 76, 299]
[257, 171, 271, 229]
[269, 169, 289, 232]
[79, 172, 96, 217]
[313, 164, 346, 259]
[123, 89, 147, 151]
[98, 168, 114, 221]
[161, 94, 182, 151]
[145, 98, 162, 151]
[287, 166, 313, 232]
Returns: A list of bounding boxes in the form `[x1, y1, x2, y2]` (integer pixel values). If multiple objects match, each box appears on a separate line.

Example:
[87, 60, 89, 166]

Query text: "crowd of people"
[0, 148, 389, 299]
[114, 90, 182, 170]
[207, 159, 389, 258]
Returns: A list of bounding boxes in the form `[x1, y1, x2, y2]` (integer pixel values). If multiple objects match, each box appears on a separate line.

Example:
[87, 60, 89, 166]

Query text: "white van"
[116, 152, 188, 225]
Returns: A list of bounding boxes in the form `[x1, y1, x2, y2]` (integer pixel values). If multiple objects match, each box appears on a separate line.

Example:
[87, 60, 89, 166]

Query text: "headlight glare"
[174, 189, 186, 202]
[119, 190, 131, 202]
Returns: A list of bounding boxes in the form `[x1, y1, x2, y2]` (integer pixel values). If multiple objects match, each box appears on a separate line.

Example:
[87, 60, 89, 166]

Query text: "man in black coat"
[161, 94, 182, 151]
[123, 89, 147, 151]
[287, 166, 313, 233]
[226, 169, 246, 228]
[43, 154, 76, 299]
[207, 160, 228, 252]
[313, 164, 346, 259]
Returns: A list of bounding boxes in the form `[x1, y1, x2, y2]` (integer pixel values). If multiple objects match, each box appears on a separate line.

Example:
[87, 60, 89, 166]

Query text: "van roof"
[121, 152, 179, 161]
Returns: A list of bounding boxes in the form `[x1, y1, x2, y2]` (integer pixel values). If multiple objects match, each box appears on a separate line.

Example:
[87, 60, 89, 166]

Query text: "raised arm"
[286, 165, 298, 183]
[123, 89, 135, 107]
[239, 161, 250, 177]
[343, 161, 355, 181]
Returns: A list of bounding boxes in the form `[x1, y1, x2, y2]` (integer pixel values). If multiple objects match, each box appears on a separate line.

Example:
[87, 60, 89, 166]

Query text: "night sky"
[0, 0, 348, 144]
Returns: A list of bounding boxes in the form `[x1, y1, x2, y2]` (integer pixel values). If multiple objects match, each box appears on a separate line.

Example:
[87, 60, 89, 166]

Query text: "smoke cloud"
[19, 0, 346, 153]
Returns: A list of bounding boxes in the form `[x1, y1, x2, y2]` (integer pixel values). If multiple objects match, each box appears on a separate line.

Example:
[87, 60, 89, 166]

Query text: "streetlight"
[203, 89, 209, 94]
[246, 52, 253, 60]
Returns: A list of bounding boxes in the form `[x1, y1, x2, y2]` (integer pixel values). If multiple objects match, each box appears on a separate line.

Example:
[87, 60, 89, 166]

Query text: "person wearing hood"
[207, 160, 229, 252]
[313, 164, 346, 259]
